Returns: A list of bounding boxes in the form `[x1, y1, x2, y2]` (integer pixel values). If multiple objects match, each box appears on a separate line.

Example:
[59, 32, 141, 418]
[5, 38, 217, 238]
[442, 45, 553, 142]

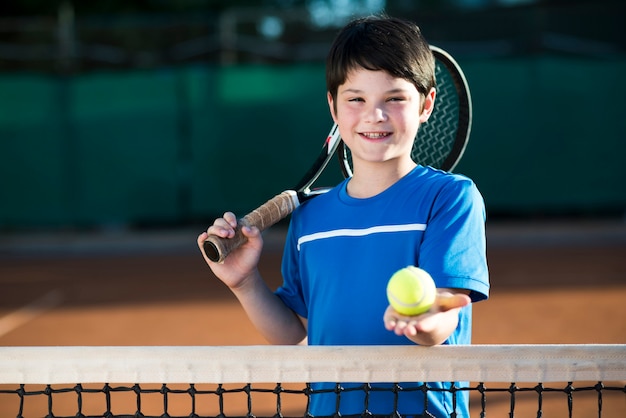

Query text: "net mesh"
[1, 345, 625, 418]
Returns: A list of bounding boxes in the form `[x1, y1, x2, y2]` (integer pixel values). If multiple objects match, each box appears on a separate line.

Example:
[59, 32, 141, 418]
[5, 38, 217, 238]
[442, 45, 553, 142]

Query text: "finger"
[384, 316, 397, 331]
[197, 233, 207, 258]
[403, 322, 418, 337]
[223, 211, 238, 228]
[207, 218, 238, 238]
[437, 293, 471, 311]
[197, 232, 215, 264]
[383, 306, 402, 330]
[394, 319, 408, 336]
[242, 225, 260, 238]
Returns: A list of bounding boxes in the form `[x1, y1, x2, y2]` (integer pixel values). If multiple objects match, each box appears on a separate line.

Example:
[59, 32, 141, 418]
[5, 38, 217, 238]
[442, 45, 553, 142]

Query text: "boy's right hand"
[197, 212, 264, 289]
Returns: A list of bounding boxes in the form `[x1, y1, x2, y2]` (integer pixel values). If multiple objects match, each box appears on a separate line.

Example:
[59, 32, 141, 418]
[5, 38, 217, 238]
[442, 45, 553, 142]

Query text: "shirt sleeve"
[275, 218, 309, 318]
[418, 176, 490, 302]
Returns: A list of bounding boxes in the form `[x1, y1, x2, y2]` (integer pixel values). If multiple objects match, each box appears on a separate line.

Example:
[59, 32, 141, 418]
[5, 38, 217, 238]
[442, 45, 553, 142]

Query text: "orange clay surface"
[1, 222, 625, 417]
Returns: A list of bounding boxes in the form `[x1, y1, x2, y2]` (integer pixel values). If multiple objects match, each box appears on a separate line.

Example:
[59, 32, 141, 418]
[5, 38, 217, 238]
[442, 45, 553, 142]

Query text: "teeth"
[362, 132, 388, 139]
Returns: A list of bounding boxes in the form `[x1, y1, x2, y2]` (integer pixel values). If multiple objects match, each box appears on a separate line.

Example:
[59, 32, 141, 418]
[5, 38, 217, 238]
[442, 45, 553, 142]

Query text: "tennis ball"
[386, 266, 436, 316]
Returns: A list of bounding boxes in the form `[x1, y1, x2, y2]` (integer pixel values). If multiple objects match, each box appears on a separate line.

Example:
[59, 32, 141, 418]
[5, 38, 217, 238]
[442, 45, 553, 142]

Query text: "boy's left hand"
[383, 290, 471, 342]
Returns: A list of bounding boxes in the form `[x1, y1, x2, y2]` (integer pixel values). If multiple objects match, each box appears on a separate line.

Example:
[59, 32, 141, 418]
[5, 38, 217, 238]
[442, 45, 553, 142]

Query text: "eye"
[348, 97, 364, 102]
[387, 96, 405, 102]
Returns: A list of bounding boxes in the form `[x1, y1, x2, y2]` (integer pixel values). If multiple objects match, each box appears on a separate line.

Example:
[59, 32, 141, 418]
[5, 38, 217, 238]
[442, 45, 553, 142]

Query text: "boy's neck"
[346, 160, 417, 198]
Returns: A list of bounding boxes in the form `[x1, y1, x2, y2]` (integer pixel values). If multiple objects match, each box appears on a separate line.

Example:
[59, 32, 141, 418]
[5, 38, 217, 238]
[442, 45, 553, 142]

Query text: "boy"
[198, 15, 489, 417]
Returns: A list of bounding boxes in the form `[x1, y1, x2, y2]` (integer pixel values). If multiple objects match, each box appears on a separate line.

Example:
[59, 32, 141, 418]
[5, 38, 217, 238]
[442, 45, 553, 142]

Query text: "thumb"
[436, 293, 471, 311]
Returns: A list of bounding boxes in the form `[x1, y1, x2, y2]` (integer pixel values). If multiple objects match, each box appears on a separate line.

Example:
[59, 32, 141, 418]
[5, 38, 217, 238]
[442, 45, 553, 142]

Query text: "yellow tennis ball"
[386, 266, 436, 316]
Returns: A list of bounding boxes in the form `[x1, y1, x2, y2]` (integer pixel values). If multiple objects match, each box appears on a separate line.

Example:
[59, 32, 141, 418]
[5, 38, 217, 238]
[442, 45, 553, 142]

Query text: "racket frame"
[430, 45, 472, 172]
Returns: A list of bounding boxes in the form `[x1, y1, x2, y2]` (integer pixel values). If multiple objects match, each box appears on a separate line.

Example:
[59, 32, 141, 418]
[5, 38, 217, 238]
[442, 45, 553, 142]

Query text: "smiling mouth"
[360, 132, 391, 140]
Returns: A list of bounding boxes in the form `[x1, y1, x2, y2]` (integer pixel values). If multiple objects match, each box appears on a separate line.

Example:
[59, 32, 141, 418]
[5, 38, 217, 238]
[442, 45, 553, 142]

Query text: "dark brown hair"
[326, 16, 435, 107]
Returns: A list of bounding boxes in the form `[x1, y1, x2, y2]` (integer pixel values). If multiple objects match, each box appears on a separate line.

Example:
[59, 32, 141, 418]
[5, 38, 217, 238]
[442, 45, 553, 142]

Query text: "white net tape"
[1, 344, 625, 385]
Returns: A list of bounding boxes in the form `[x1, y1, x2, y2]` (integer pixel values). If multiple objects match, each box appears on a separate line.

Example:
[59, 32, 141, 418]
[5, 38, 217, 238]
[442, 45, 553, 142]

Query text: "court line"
[0, 290, 64, 338]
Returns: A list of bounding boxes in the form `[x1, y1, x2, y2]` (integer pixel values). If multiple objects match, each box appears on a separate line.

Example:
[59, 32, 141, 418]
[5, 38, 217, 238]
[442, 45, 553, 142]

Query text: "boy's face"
[327, 68, 435, 172]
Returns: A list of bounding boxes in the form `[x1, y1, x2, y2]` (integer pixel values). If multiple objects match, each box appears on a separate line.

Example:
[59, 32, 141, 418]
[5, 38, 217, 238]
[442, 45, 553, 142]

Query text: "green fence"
[1, 56, 625, 229]
[458, 55, 626, 216]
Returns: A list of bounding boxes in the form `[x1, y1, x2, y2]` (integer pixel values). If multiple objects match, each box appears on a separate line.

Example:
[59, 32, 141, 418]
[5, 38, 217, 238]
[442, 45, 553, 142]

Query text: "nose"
[365, 103, 387, 123]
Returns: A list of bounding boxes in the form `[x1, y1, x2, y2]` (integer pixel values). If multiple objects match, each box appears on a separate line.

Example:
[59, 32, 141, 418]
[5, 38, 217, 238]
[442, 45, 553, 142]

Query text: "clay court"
[1, 220, 625, 416]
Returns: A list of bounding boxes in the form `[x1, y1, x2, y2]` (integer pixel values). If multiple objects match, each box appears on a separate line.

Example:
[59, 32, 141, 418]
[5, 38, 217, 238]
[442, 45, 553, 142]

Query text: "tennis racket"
[202, 45, 472, 263]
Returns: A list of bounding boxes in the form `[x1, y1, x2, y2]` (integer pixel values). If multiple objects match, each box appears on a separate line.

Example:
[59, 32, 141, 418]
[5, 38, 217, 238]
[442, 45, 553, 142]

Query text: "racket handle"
[202, 190, 299, 263]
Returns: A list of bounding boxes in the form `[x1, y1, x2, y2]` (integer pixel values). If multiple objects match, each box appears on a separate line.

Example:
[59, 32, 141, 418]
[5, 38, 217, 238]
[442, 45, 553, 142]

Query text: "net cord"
[1, 344, 624, 385]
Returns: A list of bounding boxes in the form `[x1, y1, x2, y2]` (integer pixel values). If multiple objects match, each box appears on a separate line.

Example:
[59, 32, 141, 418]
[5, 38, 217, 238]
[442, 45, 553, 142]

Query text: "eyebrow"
[339, 88, 409, 95]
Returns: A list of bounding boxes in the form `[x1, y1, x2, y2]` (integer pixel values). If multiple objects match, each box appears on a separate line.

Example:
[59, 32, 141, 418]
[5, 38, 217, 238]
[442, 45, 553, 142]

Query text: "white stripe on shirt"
[297, 223, 427, 250]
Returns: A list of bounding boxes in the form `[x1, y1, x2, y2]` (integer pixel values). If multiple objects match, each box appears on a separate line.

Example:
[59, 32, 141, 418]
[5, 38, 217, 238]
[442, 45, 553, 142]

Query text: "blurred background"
[0, 7, 625, 414]
[1, 0, 624, 235]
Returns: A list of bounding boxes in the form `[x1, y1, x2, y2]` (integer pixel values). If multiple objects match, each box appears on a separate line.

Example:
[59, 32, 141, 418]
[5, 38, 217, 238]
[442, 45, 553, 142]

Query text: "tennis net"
[1, 344, 625, 418]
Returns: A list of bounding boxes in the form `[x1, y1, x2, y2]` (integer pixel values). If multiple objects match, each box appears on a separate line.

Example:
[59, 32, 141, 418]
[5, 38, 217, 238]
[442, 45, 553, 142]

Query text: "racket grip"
[202, 190, 299, 263]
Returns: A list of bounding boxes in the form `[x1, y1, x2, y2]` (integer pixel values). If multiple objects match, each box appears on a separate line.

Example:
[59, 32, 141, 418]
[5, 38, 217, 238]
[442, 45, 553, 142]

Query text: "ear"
[419, 87, 436, 123]
[327, 91, 338, 123]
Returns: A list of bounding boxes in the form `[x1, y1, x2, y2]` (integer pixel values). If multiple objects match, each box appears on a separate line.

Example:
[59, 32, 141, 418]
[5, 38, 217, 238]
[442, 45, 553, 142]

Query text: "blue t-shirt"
[276, 165, 489, 417]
